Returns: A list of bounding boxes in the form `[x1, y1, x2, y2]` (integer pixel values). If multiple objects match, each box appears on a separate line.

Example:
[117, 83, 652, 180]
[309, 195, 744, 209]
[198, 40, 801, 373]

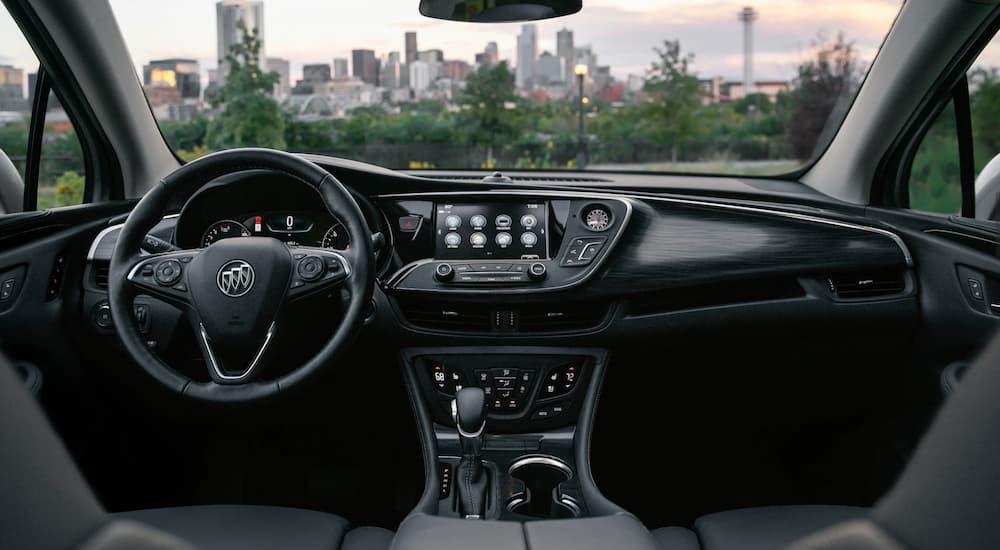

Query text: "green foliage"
[206, 21, 285, 150]
[455, 62, 525, 159]
[161, 116, 208, 152]
[54, 171, 84, 207]
[970, 67, 1000, 174]
[638, 40, 704, 145]
[786, 33, 861, 160]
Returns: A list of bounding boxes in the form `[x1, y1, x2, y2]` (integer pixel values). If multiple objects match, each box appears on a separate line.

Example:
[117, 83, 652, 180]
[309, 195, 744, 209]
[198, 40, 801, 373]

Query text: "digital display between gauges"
[434, 202, 548, 260]
[199, 213, 350, 250]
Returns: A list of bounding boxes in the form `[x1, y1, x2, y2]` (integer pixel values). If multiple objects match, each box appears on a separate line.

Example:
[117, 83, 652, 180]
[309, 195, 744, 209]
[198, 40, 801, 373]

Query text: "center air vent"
[827, 270, 906, 299]
[395, 297, 610, 334]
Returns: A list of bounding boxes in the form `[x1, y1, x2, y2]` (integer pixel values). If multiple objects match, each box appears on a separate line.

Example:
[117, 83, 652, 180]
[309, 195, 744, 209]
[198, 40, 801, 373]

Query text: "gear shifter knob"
[451, 387, 486, 456]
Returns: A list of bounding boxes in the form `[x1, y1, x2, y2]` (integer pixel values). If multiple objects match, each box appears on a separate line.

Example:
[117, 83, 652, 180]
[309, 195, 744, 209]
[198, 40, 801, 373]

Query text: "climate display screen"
[434, 202, 548, 260]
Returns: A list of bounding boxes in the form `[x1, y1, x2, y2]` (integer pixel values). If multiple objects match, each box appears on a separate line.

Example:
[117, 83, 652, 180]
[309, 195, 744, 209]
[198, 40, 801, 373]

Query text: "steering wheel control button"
[297, 256, 326, 282]
[561, 236, 608, 267]
[528, 262, 547, 281]
[154, 259, 183, 286]
[435, 263, 455, 282]
[216, 259, 255, 297]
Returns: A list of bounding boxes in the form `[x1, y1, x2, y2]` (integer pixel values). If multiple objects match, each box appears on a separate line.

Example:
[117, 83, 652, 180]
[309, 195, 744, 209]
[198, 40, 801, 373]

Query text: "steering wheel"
[108, 149, 375, 403]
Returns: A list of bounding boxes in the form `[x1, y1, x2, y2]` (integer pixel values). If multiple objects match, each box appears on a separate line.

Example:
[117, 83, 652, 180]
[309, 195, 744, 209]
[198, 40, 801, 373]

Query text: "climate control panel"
[415, 354, 589, 431]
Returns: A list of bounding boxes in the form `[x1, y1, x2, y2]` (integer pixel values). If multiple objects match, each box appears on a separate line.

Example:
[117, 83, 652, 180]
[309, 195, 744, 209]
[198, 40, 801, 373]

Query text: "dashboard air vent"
[94, 263, 110, 289]
[517, 303, 610, 332]
[827, 270, 906, 299]
[395, 297, 609, 334]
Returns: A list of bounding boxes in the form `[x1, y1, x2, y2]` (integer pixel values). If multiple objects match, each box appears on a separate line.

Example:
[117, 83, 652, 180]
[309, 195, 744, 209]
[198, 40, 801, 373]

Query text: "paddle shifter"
[451, 387, 488, 519]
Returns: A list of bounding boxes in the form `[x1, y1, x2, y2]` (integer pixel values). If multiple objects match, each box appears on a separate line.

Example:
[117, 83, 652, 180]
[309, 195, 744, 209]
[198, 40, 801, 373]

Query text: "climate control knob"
[435, 263, 455, 282]
[528, 262, 547, 281]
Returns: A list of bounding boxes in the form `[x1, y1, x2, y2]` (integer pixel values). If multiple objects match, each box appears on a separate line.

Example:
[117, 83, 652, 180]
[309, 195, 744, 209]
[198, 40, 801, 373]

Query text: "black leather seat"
[651, 505, 867, 550]
[0, 357, 393, 550]
[652, 331, 1000, 550]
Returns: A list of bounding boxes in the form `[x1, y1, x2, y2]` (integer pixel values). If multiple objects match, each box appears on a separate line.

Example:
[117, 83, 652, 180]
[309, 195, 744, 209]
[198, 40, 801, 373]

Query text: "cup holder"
[506, 456, 580, 519]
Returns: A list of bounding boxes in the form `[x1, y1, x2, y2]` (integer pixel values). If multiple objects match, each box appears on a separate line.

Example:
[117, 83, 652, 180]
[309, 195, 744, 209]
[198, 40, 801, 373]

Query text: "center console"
[400, 347, 620, 523]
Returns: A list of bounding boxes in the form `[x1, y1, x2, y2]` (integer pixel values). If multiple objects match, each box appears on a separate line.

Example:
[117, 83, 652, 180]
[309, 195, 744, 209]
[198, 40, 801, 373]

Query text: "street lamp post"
[574, 63, 588, 169]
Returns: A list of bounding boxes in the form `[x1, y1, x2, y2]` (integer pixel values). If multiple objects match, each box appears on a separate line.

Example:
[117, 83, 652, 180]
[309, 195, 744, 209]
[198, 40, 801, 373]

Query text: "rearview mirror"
[419, 0, 581, 23]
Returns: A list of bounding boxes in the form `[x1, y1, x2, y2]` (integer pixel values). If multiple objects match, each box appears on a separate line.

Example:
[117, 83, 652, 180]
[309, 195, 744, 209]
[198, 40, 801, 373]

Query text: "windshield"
[102, 0, 900, 175]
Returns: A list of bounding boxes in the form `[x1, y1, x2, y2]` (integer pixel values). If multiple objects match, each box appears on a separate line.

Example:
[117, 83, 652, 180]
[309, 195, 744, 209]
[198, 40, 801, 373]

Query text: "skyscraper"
[333, 58, 349, 79]
[485, 42, 499, 65]
[405, 32, 418, 64]
[535, 52, 564, 86]
[266, 57, 290, 96]
[516, 24, 537, 89]
[352, 49, 379, 85]
[556, 28, 574, 82]
[216, 0, 265, 79]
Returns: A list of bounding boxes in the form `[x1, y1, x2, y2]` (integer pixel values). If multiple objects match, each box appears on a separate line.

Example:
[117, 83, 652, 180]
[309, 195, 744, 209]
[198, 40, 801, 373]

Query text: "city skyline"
[84, 0, 903, 90]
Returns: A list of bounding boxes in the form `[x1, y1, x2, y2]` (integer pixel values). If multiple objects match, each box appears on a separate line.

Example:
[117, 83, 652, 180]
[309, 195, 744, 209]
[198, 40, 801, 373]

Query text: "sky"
[2, 0, 905, 88]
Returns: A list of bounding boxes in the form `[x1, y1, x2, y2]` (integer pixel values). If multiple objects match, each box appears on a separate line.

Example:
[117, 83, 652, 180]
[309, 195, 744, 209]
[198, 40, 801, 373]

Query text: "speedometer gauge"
[201, 220, 250, 247]
[322, 223, 350, 250]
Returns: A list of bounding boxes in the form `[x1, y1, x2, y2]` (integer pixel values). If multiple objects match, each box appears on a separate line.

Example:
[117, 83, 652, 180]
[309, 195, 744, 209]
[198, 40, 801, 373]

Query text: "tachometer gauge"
[322, 223, 350, 250]
[201, 220, 250, 247]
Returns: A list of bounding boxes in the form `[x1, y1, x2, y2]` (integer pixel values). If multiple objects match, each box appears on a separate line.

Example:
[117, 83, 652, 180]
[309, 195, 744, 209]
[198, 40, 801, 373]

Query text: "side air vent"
[395, 297, 610, 334]
[827, 270, 906, 299]
[94, 262, 110, 289]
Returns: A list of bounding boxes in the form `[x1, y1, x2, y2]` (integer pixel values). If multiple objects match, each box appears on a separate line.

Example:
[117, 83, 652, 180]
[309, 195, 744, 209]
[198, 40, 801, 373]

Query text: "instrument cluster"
[200, 212, 350, 250]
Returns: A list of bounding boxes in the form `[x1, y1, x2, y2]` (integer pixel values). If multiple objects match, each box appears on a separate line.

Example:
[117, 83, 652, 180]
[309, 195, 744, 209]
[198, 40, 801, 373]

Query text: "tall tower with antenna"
[738, 6, 758, 99]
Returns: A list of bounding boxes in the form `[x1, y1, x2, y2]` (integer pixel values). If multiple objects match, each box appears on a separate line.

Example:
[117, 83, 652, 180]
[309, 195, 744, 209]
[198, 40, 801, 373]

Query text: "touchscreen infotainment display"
[434, 202, 548, 260]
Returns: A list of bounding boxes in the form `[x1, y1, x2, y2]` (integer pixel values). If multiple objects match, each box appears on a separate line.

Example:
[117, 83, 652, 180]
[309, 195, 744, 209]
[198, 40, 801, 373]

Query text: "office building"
[405, 31, 418, 64]
[0, 65, 23, 99]
[143, 59, 201, 99]
[333, 58, 349, 79]
[352, 49, 379, 85]
[484, 42, 499, 65]
[516, 24, 537, 89]
[556, 28, 574, 82]
[303, 63, 332, 83]
[535, 51, 564, 86]
[409, 61, 430, 92]
[266, 57, 290, 96]
[216, 0, 265, 78]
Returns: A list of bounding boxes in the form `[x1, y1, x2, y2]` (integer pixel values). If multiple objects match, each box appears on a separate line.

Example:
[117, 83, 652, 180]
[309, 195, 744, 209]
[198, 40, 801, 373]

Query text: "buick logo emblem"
[217, 260, 255, 297]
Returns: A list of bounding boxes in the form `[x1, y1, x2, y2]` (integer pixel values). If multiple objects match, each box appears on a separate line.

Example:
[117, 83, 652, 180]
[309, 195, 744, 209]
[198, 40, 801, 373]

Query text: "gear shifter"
[451, 387, 488, 519]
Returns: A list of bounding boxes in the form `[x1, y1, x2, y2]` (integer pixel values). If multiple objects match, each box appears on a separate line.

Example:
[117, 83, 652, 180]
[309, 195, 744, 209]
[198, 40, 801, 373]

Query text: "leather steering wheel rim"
[108, 148, 375, 403]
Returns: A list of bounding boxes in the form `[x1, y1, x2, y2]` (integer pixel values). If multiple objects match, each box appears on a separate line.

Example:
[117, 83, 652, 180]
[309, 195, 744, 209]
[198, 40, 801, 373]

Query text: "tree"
[639, 40, 705, 160]
[969, 68, 1000, 173]
[205, 21, 285, 150]
[455, 61, 525, 164]
[786, 33, 862, 160]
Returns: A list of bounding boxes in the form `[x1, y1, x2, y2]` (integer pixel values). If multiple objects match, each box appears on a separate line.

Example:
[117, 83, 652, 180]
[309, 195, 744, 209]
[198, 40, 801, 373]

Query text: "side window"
[909, 101, 961, 213]
[905, 38, 1000, 221]
[0, 7, 86, 214]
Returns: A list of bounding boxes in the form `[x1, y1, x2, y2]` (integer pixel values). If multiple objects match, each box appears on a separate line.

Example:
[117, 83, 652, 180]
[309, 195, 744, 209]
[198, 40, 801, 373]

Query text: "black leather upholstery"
[0, 355, 106, 550]
[651, 526, 702, 550]
[871, 332, 1000, 550]
[341, 526, 395, 550]
[118, 505, 349, 550]
[525, 514, 661, 550]
[0, 353, 383, 550]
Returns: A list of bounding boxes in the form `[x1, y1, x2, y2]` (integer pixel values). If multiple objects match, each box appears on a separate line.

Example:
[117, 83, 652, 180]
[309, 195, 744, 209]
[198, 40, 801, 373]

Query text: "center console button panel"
[417, 354, 589, 431]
